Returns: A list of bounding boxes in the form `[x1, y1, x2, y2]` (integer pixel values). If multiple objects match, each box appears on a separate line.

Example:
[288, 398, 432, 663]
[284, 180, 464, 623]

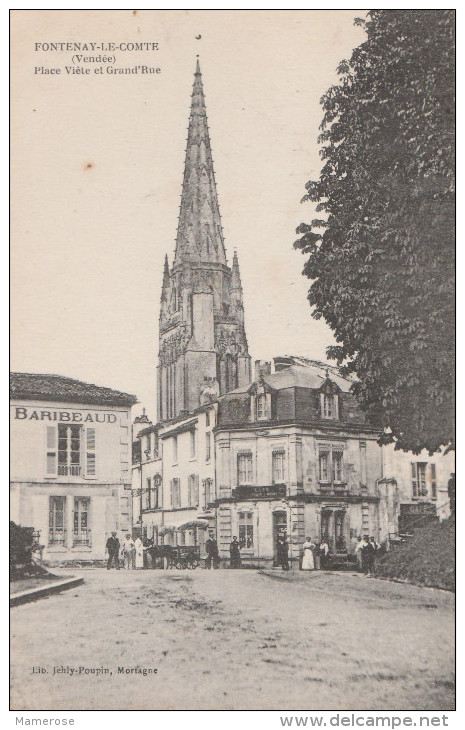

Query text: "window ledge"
[47, 546, 68, 552]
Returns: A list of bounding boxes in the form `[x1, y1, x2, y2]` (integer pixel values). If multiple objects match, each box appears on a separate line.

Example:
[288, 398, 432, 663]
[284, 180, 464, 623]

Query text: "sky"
[11, 10, 366, 417]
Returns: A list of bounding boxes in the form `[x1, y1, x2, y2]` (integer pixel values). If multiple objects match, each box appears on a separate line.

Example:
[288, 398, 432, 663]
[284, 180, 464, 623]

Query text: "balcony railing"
[49, 529, 67, 546]
[319, 482, 347, 495]
[58, 464, 81, 476]
[73, 529, 92, 547]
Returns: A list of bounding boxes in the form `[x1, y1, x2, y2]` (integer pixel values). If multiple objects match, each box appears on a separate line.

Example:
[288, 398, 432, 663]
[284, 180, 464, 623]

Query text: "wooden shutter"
[86, 428, 96, 476]
[46, 426, 57, 475]
[430, 464, 437, 499]
[411, 463, 418, 497]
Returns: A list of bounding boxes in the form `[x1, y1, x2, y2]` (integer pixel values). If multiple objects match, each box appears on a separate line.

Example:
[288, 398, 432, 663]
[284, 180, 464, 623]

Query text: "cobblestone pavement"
[10, 568, 454, 711]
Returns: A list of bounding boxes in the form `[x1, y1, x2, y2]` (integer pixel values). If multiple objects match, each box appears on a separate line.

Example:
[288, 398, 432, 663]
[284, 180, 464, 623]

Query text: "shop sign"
[232, 484, 287, 500]
[13, 406, 118, 423]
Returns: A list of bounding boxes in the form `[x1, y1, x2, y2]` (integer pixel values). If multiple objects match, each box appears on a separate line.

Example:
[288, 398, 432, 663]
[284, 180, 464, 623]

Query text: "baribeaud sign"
[13, 407, 118, 423]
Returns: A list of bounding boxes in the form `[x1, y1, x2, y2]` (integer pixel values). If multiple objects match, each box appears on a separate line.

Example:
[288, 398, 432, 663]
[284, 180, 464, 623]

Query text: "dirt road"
[10, 568, 454, 711]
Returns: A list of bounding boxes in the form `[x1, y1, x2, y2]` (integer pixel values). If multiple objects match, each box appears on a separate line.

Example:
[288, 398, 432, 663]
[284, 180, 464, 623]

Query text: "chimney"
[273, 356, 294, 372]
[254, 360, 271, 380]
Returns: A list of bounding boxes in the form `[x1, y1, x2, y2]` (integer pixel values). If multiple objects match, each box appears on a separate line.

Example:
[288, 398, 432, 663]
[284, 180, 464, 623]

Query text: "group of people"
[301, 536, 330, 570]
[355, 535, 380, 577]
[106, 531, 381, 574]
[106, 532, 147, 570]
[106, 531, 232, 570]
[207, 534, 240, 569]
[275, 535, 330, 572]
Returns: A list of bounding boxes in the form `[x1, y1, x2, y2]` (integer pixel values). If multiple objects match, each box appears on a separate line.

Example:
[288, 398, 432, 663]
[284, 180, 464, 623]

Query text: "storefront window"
[73, 497, 91, 546]
[49, 496, 66, 545]
[238, 511, 254, 549]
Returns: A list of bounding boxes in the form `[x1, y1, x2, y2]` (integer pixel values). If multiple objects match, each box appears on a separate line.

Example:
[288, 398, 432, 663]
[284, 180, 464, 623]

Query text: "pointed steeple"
[161, 254, 170, 301]
[231, 250, 242, 289]
[174, 59, 227, 267]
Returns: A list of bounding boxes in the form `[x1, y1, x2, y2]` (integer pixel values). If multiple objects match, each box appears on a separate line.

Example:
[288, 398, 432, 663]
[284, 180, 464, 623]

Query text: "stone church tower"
[157, 61, 251, 422]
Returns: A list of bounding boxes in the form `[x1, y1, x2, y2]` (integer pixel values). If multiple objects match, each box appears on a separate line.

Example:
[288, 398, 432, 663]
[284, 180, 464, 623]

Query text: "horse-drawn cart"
[171, 546, 201, 569]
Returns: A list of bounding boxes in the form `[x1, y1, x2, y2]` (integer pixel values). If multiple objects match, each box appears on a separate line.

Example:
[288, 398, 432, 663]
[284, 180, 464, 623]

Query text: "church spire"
[161, 254, 170, 300]
[231, 250, 242, 289]
[174, 60, 227, 267]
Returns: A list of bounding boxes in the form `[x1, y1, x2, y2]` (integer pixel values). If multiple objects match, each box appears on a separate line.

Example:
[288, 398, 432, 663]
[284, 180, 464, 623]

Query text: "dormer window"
[319, 378, 340, 420]
[256, 394, 267, 420]
[248, 379, 273, 423]
[322, 394, 337, 419]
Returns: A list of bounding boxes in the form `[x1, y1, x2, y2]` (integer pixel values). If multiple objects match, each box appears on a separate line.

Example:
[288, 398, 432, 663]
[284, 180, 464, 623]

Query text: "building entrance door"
[321, 509, 347, 553]
[272, 511, 287, 566]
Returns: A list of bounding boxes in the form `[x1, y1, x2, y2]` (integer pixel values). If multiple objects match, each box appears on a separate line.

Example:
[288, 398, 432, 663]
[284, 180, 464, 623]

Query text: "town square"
[10, 9, 454, 716]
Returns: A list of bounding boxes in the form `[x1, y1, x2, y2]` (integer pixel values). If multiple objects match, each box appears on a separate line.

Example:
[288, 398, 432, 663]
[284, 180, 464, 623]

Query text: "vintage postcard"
[10, 9, 455, 717]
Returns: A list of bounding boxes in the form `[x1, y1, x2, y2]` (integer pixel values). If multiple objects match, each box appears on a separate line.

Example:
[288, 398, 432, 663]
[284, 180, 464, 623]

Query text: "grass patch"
[375, 517, 455, 591]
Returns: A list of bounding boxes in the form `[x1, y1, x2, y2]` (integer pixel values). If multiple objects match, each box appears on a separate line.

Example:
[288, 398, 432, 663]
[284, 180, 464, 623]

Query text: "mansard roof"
[220, 363, 352, 397]
[10, 372, 138, 407]
[216, 360, 375, 429]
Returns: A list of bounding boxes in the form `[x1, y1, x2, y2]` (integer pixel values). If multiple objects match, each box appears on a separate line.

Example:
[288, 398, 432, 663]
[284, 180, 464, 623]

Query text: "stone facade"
[131, 404, 217, 555]
[214, 359, 383, 567]
[10, 373, 137, 563]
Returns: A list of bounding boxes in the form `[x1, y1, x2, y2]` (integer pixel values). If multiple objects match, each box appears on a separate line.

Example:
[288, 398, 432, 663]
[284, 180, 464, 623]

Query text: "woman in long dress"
[301, 536, 315, 570]
[134, 536, 144, 569]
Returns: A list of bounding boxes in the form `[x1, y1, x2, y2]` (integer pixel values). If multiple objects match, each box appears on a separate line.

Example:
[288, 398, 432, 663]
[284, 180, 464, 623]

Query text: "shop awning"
[159, 525, 177, 535]
[177, 519, 211, 531]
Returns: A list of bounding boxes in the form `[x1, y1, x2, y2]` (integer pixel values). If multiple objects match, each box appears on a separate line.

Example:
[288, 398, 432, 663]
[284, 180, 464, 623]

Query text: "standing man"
[106, 531, 120, 570]
[361, 535, 375, 577]
[319, 538, 329, 570]
[229, 536, 241, 569]
[277, 536, 290, 571]
[205, 532, 219, 569]
[448, 473, 455, 515]
[121, 533, 136, 570]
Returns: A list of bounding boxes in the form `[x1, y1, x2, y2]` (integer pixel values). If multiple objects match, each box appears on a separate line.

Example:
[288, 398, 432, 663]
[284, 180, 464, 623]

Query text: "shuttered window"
[272, 451, 286, 484]
[190, 430, 196, 458]
[188, 474, 199, 506]
[412, 462, 428, 497]
[171, 478, 181, 508]
[237, 453, 253, 484]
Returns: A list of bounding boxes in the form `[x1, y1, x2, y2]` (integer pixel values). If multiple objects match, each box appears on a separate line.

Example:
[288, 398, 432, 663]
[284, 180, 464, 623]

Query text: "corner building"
[157, 61, 251, 423]
[215, 358, 383, 567]
[10, 373, 137, 563]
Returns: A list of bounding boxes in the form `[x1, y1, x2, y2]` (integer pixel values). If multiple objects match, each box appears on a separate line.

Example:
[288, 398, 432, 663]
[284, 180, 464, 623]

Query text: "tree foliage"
[295, 10, 455, 454]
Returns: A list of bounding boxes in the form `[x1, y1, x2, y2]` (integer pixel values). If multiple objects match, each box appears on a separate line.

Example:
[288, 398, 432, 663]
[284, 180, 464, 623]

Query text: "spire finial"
[231, 249, 242, 289]
[195, 56, 201, 75]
